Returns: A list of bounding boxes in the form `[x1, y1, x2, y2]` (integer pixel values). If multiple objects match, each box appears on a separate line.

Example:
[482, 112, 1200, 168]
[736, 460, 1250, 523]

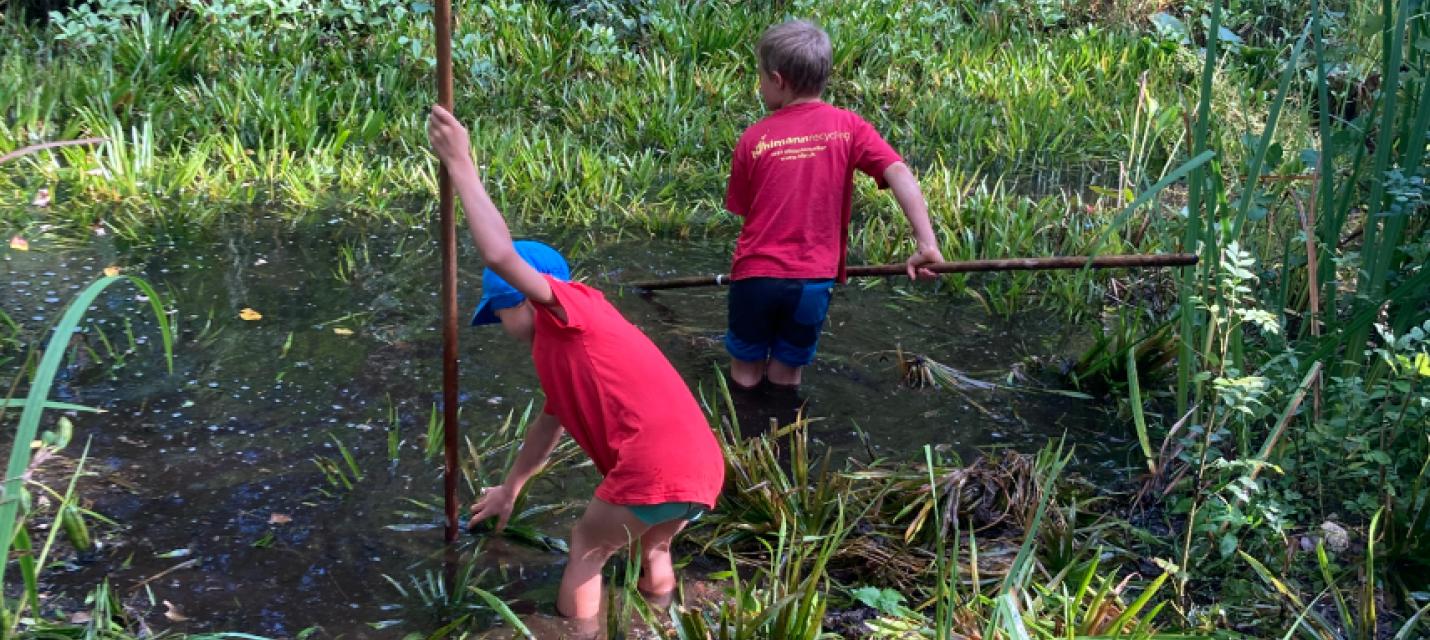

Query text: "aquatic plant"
[0, 275, 183, 637]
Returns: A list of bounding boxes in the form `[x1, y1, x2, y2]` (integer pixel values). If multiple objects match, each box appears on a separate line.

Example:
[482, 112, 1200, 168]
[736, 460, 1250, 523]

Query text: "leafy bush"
[47, 0, 426, 45]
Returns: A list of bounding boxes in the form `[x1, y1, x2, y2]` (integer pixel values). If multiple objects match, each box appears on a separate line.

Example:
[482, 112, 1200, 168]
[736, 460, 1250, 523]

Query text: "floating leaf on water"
[239, 308, 263, 321]
[9, 235, 29, 251]
[103, 265, 121, 277]
[251, 531, 276, 548]
[156, 548, 191, 558]
[163, 600, 189, 622]
[333, 327, 354, 336]
[268, 513, 292, 525]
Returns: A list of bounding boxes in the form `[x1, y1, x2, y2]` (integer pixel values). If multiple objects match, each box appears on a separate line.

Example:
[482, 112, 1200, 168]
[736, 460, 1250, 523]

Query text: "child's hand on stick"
[906, 244, 944, 280]
[427, 105, 473, 170]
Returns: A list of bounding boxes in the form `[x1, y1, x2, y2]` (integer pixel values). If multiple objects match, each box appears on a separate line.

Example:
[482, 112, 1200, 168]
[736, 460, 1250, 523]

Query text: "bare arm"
[468, 412, 564, 531]
[427, 106, 555, 307]
[499, 412, 564, 495]
[884, 162, 944, 280]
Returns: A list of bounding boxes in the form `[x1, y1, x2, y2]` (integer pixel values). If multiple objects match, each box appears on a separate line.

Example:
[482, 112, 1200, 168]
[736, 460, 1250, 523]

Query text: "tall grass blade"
[1086, 149, 1215, 260]
[1178, 0, 1221, 415]
[1230, 22, 1310, 238]
[0, 400, 105, 413]
[1127, 348, 1155, 475]
[0, 275, 173, 594]
[468, 586, 535, 639]
[1343, 0, 1415, 372]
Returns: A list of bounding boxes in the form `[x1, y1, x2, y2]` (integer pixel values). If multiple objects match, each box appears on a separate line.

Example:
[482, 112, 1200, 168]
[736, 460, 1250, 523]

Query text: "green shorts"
[628, 502, 707, 526]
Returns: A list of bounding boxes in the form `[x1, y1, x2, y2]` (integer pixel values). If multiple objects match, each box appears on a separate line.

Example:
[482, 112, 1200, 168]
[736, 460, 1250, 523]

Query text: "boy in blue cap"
[428, 105, 725, 623]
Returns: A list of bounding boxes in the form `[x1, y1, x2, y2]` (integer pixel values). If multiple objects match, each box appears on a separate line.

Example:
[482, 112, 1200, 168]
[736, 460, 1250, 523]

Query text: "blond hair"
[757, 19, 832, 97]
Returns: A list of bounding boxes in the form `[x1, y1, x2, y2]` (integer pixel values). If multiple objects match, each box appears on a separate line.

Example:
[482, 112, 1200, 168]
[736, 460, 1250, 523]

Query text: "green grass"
[2, 1, 1296, 275]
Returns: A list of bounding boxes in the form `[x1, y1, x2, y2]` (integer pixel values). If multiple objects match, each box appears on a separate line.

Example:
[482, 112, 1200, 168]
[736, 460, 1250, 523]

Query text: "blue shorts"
[724, 277, 835, 368]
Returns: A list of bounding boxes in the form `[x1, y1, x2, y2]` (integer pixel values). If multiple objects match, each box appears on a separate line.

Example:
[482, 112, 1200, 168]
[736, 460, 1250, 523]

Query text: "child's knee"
[640, 539, 671, 561]
[570, 527, 624, 561]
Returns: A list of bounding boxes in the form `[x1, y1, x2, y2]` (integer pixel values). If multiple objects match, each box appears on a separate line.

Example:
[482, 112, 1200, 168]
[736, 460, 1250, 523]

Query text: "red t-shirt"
[725, 101, 903, 282]
[531, 277, 725, 509]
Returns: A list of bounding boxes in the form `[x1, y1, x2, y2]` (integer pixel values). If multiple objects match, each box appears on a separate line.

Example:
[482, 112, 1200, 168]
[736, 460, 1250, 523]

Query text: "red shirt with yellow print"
[724, 101, 903, 283]
[532, 277, 725, 509]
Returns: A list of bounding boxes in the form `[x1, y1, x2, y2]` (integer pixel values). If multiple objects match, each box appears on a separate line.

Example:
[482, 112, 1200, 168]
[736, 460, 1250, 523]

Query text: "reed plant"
[1122, 0, 1429, 632]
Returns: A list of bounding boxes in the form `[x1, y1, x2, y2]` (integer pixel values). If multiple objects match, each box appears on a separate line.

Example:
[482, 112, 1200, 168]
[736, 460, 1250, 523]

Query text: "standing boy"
[725, 19, 944, 389]
[427, 106, 725, 623]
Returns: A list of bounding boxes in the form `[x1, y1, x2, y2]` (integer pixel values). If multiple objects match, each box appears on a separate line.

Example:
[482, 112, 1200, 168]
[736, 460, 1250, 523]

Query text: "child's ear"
[770, 71, 788, 90]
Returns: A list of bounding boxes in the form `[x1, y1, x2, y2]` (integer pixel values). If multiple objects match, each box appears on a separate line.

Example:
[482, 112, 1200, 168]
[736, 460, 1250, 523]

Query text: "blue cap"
[471, 240, 571, 326]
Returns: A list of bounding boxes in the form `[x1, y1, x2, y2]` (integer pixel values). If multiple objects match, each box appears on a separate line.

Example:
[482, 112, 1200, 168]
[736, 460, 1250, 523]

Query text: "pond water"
[1, 217, 1134, 637]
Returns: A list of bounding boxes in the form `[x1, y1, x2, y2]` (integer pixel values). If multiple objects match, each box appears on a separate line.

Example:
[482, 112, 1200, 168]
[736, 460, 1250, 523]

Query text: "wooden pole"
[434, 0, 460, 544]
[624, 253, 1198, 291]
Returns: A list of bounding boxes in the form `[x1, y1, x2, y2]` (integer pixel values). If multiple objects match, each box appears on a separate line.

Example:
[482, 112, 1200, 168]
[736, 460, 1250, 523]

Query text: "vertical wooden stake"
[434, 0, 460, 544]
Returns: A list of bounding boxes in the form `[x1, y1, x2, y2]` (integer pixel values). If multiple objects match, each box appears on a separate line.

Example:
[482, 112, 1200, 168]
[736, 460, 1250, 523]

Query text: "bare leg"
[637, 518, 687, 603]
[766, 360, 803, 387]
[729, 358, 766, 389]
[558, 497, 651, 620]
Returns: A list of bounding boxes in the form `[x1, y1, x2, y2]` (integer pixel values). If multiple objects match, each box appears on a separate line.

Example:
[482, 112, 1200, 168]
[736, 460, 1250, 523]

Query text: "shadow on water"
[1, 217, 1130, 636]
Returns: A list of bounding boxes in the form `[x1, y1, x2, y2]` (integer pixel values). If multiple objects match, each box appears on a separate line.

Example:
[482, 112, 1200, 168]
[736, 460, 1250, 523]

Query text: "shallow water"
[1, 219, 1131, 636]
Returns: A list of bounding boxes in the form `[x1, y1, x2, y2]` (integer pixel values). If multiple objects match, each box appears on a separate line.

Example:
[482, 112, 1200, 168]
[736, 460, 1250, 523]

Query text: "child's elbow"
[482, 246, 522, 272]
[884, 161, 913, 184]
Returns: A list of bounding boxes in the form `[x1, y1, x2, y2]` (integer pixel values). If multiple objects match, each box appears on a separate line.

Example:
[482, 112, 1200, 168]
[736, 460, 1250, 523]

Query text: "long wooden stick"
[625, 253, 1198, 291]
[434, 0, 461, 544]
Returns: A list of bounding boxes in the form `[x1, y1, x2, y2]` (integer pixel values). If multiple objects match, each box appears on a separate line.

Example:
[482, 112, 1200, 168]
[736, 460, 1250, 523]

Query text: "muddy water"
[1, 218, 1128, 637]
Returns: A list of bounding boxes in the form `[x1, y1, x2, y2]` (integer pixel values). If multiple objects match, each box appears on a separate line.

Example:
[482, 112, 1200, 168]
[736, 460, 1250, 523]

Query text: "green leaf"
[1220, 532, 1238, 558]
[469, 586, 535, 639]
[851, 586, 906, 616]
[0, 400, 106, 413]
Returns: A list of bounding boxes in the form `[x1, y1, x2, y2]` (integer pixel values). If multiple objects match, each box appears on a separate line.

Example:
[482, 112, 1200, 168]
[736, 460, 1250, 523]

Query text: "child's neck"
[780, 95, 821, 109]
